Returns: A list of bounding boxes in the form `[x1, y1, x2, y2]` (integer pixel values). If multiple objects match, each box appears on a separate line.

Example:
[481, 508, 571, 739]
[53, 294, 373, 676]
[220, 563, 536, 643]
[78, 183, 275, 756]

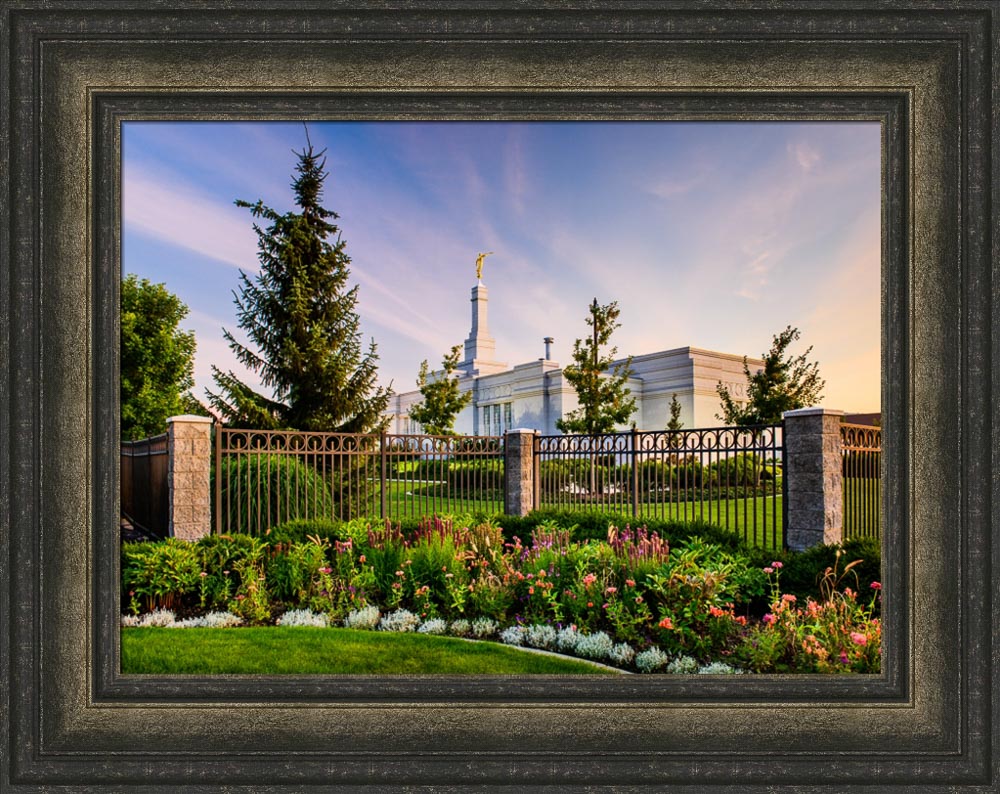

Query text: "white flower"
[697, 661, 745, 675]
[635, 647, 671, 673]
[499, 626, 527, 646]
[378, 609, 420, 633]
[524, 624, 558, 650]
[665, 655, 699, 675]
[417, 618, 448, 635]
[275, 609, 328, 628]
[575, 631, 614, 661]
[470, 617, 499, 639]
[343, 605, 381, 630]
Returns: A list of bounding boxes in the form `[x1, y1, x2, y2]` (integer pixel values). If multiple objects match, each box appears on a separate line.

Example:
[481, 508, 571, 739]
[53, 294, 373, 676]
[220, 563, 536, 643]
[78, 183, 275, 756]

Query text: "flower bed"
[122, 516, 881, 674]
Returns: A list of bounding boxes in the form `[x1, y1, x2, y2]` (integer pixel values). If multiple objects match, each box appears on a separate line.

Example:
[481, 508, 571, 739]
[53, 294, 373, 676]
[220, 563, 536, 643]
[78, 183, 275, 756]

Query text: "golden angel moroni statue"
[475, 251, 494, 280]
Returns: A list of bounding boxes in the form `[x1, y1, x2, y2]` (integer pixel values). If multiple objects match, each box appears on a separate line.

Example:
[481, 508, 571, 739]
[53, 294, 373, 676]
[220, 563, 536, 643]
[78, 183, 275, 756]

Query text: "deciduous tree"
[120, 274, 201, 439]
[408, 345, 472, 435]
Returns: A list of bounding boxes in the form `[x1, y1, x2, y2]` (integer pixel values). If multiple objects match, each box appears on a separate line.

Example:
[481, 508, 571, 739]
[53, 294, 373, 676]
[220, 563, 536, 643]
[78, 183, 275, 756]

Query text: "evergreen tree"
[207, 138, 391, 432]
[666, 393, 683, 432]
[121, 274, 201, 439]
[408, 345, 472, 436]
[716, 325, 825, 426]
[666, 392, 683, 449]
[556, 299, 637, 435]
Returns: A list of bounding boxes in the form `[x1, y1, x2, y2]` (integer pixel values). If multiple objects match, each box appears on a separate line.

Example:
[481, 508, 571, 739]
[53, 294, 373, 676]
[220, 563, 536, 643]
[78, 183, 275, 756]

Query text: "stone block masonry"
[166, 415, 213, 541]
[782, 407, 845, 552]
[504, 429, 538, 517]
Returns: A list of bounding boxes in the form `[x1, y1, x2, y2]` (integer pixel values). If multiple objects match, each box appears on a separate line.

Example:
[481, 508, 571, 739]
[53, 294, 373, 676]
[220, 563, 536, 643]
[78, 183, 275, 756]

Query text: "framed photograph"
[2, 2, 995, 789]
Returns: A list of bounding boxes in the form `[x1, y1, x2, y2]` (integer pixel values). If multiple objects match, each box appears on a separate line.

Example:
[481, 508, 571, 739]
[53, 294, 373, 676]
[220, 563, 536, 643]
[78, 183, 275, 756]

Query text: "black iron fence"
[121, 433, 169, 534]
[214, 428, 504, 535]
[841, 423, 881, 540]
[534, 425, 785, 549]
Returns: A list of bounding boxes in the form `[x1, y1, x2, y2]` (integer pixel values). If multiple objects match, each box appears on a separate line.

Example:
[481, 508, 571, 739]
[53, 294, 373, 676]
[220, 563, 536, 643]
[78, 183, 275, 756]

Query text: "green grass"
[121, 627, 620, 675]
[538, 493, 785, 550]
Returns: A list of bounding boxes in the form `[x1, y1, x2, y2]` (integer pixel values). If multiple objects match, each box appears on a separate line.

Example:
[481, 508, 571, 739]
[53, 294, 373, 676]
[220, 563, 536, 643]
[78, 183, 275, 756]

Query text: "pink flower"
[763, 567, 774, 574]
[199, 571, 208, 578]
[318, 567, 332, 575]
[582, 573, 597, 587]
[870, 581, 882, 590]
[635, 596, 644, 604]
[762, 613, 776, 625]
[395, 570, 404, 577]
[772, 561, 783, 570]
[236, 594, 245, 601]
[840, 652, 849, 664]
[358, 555, 366, 563]
[781, 594, 797, 604]
[605, 586, 617, 595]
[850, 632, 868, 646]
[625, 579, 636, 587]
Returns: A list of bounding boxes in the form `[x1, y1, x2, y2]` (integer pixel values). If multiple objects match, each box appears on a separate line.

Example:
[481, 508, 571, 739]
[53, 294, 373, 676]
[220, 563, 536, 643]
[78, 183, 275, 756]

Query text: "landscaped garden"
[121, 510, 881, 675]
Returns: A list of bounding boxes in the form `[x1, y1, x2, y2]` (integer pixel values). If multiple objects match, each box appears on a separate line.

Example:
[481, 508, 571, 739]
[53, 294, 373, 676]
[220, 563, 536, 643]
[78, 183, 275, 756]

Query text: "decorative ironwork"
[534, 425, 784, 550]
[840, 423, 881, 540]
[214, 428, 504, 535]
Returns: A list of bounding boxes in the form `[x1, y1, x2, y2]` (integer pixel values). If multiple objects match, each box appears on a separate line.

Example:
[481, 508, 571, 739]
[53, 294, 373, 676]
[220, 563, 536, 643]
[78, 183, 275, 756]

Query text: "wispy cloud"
[123, 169, 259, 270]
[789, 140, 821, 172]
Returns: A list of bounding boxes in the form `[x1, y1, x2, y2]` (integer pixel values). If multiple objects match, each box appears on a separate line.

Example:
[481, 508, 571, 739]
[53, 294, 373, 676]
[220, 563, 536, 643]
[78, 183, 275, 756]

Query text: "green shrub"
[445, 459, 504, 492]
[265, 539, 329, 605]
[122, 539, 202, 613]
[216, 455, 335, 535]
[195, 534, 268, 611]
[266, 518, 344, 546]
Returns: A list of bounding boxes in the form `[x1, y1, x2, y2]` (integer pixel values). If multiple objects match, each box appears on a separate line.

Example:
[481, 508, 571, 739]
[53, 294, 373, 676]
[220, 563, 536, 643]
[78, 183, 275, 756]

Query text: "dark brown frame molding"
[1, 2, 995, 790]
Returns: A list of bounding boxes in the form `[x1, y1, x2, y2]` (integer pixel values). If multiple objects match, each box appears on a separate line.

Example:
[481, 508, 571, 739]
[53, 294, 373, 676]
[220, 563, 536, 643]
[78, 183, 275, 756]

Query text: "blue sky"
[123, 120, 881, 414]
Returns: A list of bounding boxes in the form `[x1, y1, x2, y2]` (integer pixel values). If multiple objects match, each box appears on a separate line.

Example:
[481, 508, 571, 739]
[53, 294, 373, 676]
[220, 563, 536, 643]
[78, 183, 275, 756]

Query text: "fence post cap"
[166, 414, 215, 425]
[781, 407, 845, 419]
[506, 427, 539, 435]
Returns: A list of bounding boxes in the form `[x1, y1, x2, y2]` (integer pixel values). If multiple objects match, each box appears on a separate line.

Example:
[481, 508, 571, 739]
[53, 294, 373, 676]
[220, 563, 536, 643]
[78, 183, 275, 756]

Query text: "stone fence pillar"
[782, 407, 845, 552]
[166, 415, 213, 541]
[505, 429, 538, 517]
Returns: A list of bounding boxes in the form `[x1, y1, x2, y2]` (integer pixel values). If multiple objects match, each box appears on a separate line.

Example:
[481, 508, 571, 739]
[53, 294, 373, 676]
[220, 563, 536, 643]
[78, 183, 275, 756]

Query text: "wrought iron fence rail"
[534, 425, 784, 550]
[840, 423, 881, 541]
[214, 428, 505, 534]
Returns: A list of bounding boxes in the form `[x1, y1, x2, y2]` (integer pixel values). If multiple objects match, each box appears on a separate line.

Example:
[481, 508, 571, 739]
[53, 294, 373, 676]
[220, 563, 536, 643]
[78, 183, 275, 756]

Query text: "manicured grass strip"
[121, 627, 619, 675]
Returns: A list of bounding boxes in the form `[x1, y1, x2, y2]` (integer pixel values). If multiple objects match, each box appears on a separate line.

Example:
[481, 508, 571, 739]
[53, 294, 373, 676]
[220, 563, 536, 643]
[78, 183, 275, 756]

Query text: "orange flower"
[658, 617, 673, 630]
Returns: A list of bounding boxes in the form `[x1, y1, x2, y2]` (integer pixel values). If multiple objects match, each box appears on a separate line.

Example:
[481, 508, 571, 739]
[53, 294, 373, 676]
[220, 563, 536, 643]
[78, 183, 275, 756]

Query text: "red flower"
[870, 581, 882, 590]
[658, 617, 673, 630]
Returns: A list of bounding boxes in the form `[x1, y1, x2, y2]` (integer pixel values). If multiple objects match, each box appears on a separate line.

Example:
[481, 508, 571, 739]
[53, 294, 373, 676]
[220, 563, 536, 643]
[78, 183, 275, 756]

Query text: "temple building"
[385, 274, 762, 437]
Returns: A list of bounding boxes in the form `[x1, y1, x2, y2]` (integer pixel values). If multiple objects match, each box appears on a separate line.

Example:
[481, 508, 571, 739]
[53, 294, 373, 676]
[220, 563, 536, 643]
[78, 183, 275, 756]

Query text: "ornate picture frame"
[1, 3, 994, 789]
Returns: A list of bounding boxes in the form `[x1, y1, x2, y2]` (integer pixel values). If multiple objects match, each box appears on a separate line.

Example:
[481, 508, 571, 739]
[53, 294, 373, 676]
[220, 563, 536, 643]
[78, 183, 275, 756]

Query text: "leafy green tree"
[207, 139, 391, 432]
[716, 325, 825, 426]
[556, 299, 637, 435]
[120, 274, 200, 439]
[408, 345, 472, 435]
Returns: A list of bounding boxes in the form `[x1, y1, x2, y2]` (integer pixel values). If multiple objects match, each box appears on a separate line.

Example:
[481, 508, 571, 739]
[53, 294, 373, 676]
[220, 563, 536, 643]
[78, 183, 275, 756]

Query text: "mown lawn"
[121, 627, 620, 675]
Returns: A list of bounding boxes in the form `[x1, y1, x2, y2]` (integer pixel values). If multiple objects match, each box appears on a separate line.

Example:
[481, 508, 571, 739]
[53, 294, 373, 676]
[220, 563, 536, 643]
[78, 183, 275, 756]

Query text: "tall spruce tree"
[556, 299, 637, 435]
[208, 138, 391, 432]
[408, 345, 472, 436]
[716, 325, 825, 426]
